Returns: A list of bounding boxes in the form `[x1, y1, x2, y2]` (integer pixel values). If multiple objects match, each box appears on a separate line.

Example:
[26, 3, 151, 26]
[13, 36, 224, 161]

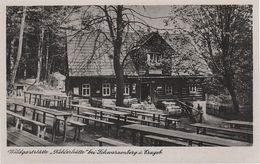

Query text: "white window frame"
[73, 87, 79, 95]
[82, 84, 90, 96]
[148, 53, 162, 64]
[124, 84, 130, 95]
[132, 83, 136, 94]
[102, 83, 111, 96]
[189, 84, 197, 93]
[113, 84, 117, 93]
[165, 84, 173, 95]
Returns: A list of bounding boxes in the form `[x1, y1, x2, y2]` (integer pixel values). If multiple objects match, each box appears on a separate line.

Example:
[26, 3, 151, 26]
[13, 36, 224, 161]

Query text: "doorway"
[141, 83, 150, 101]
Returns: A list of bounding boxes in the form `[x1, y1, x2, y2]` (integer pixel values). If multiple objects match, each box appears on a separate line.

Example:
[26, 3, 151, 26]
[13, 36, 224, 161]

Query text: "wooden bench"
[132, 113, 180, 128]
[85, 111, 155, 126]
[161, 117, 180, 129]
[100, 115, 138, 124]
[73, 113, 115, 136]
[82, 111, 96, 117]
[122, 124, 251, 146]
[223, 120, 253, 129]
[7, 128, 55, 146]
[68, 119, 87, 141]
[83, 111, 160, 127]
[191, 123, 253, 142]
[144, 135, 188, 146]
[80, 110, 137, 125]
[95, 137, 132, 146]
[142, 114, 180, 128]
[33, 111, 66, 135]
[7, 110, 48, 138]
[127, 116, 160, 127]
[9, 101, 72, 142]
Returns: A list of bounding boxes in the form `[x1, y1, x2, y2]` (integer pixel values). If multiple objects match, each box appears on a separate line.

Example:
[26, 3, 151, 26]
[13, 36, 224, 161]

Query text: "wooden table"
[24, 91, 69, 109]
[8, 100, 72, 142]
[191, 123, 253, 142]
[223, 120, 253, 129]
[106, 105, 170, 128]
[8, 127, 56, 146]
[40, 98, 65, 110]
[24, 91, 43, 105]
[122, 124, 251, 146]
[71, 104, 131, 137]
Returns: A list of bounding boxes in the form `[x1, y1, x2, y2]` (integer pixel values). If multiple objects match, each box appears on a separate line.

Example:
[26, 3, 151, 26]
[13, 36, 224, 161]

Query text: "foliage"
[6, 6, 73, 86]
[168, 5, 253, 111]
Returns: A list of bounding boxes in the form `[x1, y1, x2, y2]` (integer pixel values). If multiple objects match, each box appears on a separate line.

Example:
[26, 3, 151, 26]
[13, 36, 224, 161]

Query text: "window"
[189, 84, 197, 93]
[132, 83, 136, 94]
[147, 53, 161, 64]
[82, 84, 90, 96]
[102, 83, 111, 96]
[124, 84, 130, 95]
[165, 84, 173, 95]
[113, 84, 117, 93]
[73, 87, 79, 95]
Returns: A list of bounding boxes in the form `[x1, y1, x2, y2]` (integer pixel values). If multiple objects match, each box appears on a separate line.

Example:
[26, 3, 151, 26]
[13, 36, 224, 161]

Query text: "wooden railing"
[175, 99, 202, 123]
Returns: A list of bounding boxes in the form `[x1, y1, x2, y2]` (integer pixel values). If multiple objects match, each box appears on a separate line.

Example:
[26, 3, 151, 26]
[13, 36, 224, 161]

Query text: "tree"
[169, 5, 253, 113]
[69, 5, 172, 106]
[8, 6, 27, 95]
[26, 6, 67, 83]
[7, 6, 76, 95]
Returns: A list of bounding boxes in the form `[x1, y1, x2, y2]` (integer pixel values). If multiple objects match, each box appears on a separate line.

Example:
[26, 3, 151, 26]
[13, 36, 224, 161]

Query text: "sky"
[131, 5, 173, 29]
[66, 5, 175, 33]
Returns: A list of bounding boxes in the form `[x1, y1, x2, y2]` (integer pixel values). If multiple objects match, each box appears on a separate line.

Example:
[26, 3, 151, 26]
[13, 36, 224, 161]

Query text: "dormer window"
[147, 53, 162, 65]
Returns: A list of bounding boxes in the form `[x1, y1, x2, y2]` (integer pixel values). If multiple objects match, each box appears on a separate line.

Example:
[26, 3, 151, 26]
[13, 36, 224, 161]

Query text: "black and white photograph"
[1, 1, 259, 163]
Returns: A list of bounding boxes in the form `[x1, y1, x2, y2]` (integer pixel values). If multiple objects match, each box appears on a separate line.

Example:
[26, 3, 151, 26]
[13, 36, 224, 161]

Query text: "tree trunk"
[114, 56, 124, 106]
[223, 75, 240, 113]
[227, 83, 240, 113]
[103, 5, 125, 106]
[36, 27, 44, 83]
[47, 56, 54, 83]
[8, 7, 27, 95]
[7, 38, 15, 83]
[45, 33, 49, 81]
[114, 5, 124, 107]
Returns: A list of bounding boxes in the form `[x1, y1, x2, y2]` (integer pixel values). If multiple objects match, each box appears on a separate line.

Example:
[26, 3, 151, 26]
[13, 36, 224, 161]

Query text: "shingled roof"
[67, 30, 138, 77]
[163, 34, 211, 76]
[67, 31, 210, 78]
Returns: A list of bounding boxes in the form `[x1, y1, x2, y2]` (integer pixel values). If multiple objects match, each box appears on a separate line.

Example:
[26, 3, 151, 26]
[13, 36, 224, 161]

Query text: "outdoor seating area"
[6, 92, 253, 147]
[24, 91, 70, 110]
[4, 4, 255, 163]
[191, 123, 253, 143]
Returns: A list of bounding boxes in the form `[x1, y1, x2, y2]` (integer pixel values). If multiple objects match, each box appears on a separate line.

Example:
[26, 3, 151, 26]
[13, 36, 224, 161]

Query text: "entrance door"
[141, 83, 150, 101]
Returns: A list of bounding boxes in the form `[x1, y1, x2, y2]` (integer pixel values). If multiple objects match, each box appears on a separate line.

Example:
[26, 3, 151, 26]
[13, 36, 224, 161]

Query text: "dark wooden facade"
[66, 76, 206, 102]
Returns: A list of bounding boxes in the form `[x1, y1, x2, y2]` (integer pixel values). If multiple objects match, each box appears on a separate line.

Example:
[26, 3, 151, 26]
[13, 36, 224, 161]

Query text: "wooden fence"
[206, 103, 233, 118]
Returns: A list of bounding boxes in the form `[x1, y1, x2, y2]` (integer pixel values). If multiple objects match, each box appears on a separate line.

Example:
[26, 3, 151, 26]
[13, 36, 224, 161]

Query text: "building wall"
[67, 76, 139, 99]
[137, 77, 206, 103]
[67, 76, 206, 103]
